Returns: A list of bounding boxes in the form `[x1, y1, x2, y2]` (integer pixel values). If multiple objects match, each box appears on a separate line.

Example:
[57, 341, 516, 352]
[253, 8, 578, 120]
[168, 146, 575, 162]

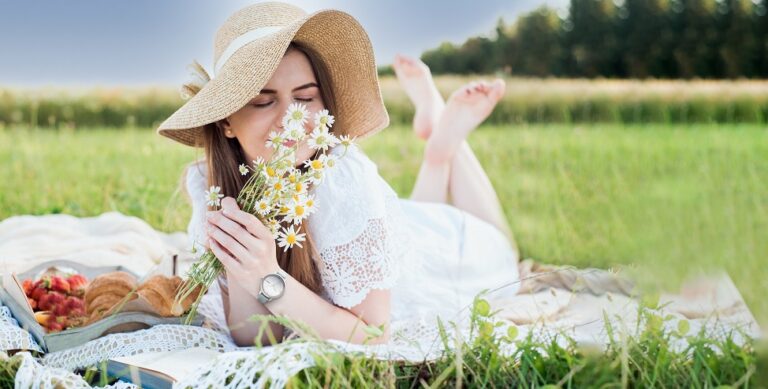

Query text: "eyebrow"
[259, 82, 319, 95]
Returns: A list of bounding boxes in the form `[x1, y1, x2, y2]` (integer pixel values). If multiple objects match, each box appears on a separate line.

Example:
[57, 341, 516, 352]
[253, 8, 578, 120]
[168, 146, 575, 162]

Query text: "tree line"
[397, 0, 768, 79]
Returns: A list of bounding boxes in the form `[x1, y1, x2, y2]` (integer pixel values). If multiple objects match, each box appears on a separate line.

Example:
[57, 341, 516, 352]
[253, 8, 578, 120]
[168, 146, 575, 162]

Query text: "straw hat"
[157, 1, 389, 147]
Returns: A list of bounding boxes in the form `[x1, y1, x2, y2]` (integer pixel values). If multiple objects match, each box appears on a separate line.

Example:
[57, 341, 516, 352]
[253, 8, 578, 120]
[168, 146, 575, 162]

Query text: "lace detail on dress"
[317, 217, 399, 309]
[308, 144, 414, 309]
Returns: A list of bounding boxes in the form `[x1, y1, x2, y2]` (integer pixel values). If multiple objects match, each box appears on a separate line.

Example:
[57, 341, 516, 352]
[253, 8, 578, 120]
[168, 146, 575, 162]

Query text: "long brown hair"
[182, 41, 340, 294]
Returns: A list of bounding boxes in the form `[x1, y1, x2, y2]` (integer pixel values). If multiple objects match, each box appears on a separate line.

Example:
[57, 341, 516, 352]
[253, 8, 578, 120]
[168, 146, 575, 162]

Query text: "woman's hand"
[205, 196, 280, 298]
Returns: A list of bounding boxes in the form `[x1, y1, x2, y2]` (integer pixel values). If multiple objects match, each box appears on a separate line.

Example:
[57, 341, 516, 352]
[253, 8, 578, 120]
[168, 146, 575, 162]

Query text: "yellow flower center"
[310, 160, 323, 170]
[287, 234, 296, 244]
[292, 111, 303, 121]
[295, 205, 305, 216]
[266, 167, 276, 177]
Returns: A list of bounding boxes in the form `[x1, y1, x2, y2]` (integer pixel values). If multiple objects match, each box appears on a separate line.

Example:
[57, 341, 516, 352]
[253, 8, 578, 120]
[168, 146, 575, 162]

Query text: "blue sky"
[0, 0, 567, 87]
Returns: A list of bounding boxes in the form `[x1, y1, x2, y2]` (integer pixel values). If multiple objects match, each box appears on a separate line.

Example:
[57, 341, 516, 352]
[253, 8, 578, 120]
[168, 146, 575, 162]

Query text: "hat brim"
[157, 9, 389, 148]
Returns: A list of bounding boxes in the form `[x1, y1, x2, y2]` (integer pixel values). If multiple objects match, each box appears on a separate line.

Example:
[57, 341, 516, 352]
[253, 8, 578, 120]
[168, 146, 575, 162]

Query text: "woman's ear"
[219, 119, 236, 139]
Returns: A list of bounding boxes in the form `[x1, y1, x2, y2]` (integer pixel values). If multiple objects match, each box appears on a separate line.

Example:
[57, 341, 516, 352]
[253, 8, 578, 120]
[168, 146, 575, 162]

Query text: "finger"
[207, 223, 249, 263]
[209, 239, 241, 272]
[221, 196, 240, 212]
[208, 211, 260, 250]
[221, 207, 273, 240]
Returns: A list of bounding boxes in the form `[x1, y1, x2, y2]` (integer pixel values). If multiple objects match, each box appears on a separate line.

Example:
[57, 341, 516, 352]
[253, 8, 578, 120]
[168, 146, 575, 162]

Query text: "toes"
[488, 79, 506, 101]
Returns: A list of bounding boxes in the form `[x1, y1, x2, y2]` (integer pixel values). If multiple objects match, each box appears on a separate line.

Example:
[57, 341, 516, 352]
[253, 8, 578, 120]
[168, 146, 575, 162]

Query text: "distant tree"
[414, 0, 766, 78]
[668, 0, 720, 78]
[620, 0, 675, 78]
[754, 0, 768, 76]
[717, 0, 759, 77]
[513, 6, 563, 76]
[563, 0, 621, 77]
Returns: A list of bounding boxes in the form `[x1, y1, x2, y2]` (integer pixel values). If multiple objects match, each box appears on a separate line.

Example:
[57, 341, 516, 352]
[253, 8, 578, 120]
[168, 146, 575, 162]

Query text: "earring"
[226, 129, 233, 136]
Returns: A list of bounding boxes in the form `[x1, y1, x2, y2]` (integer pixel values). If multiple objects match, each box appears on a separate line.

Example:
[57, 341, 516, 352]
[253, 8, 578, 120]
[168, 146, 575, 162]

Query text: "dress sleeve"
[185, 161, 209, 260]
[307, 144, 412, 309]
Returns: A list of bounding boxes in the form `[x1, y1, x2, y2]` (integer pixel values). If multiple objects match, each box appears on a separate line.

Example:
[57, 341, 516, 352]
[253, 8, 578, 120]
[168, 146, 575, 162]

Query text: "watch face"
[262, 275, 284, 297]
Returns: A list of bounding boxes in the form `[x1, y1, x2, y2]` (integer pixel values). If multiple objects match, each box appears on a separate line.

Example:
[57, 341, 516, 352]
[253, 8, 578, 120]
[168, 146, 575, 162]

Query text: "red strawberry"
[65, 296, 85, 311]
[30, 286, 47, 302]
[40, 291, 65, 311]
[37, 293, 52, 311]
[32, 278, 45, 290]
[53, 303, 68, 317]
[22, 279, 33, 296]
[49, 276, 71, 294]
[66, 274, 88, 297]
[47, 321, 63, 332]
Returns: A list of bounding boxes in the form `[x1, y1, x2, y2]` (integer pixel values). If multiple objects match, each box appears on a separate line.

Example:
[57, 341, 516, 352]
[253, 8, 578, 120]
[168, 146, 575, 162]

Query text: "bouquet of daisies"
[175, 103, 355, 324]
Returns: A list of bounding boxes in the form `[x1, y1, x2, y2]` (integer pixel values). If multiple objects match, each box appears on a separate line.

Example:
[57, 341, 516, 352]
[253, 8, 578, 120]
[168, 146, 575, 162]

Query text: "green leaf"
[677, 319, 690, 335]
[363, 324, 383, 338]
[473, 299, 491, 317]
[641, 293, 660, 310]
[507, 325, 519, 340]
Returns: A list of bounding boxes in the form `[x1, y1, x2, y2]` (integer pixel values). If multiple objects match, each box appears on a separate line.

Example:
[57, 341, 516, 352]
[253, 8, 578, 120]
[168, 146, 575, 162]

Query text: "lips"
[283, 140, 296, 147]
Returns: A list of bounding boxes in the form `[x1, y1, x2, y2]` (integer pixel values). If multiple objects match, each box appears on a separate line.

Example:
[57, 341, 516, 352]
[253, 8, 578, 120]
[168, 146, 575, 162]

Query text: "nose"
[274, 101, 291, 131]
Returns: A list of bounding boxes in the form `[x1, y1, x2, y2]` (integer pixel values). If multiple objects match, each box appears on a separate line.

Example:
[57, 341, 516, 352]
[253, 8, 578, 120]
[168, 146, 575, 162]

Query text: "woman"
[157, 2, 519, 347]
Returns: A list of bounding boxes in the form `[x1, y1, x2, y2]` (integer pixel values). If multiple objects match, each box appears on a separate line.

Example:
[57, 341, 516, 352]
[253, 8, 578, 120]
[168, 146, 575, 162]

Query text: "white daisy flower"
[277, 225, 306, 252]
[252, 157, 265, 168]
[320, 153, 339, 169]
[238, 164, 249, 176]
[314, 109, 335, 129]
[262, 165, 278, 180]
[303, 194, 317, 214]
[266, 219, 280, 236]
[338, 134, 356, 148]
[282, 199, 308, 225]
[255, 199, 271, 216]
[284, 103, 309, 128]
[307, 169, 324, 185]
[282, 120, 305, 141]
[204, 186, 224, 207]
[292, 180, 306, 194]
[307, 126, 340, 152]
[265, 130, 285, 149]
[303, 158, 325, 172]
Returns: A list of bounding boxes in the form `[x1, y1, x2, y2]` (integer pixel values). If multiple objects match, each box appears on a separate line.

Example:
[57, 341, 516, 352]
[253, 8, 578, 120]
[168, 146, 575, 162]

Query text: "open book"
[107, 347, 222, 388]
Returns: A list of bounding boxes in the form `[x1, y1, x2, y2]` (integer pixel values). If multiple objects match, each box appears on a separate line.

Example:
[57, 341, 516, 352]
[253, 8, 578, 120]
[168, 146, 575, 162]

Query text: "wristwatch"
[257, 268, 288, 304]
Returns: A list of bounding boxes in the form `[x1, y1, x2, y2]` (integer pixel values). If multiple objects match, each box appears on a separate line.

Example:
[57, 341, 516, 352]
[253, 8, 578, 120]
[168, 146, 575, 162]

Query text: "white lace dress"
[185, 143, 520, 338]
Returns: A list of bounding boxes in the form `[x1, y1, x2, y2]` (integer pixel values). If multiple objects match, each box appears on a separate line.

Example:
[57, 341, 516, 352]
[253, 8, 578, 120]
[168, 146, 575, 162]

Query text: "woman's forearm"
[222, 273, 284, 347]
[262, 273, 390, 345]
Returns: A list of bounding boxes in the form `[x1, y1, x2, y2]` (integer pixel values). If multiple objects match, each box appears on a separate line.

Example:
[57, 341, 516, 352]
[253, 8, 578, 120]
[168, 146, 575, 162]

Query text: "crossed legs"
[393, 54, 516, 249]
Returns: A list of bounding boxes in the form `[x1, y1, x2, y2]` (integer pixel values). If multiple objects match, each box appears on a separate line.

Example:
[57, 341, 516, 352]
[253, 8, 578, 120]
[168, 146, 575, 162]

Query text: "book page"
[110, 347, 222, 382]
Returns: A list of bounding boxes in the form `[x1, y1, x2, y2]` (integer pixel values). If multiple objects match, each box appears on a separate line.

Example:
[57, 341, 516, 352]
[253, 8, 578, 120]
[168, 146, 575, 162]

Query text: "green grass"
[0, 124, 765, 386]
[0, 124, 766, 324]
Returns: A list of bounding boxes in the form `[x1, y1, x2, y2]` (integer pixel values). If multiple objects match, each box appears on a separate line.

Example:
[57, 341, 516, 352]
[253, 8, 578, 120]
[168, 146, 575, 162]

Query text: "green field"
[0, 124, 766, 328]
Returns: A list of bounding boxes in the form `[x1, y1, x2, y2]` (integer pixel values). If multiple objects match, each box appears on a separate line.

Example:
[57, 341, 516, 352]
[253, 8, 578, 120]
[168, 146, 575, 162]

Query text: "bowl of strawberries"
[23, 271, 89, 333]
[1, 256, 204, 353]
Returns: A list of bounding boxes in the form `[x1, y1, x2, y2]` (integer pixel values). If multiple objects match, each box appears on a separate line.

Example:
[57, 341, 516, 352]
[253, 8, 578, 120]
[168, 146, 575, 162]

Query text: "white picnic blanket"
[0, 212, 762, 389]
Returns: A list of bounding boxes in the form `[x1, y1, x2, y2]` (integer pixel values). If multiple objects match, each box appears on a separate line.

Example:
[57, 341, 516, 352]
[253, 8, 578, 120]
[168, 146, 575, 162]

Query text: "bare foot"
[392, 54, 444, 140]
[425, 79, 506, 164]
